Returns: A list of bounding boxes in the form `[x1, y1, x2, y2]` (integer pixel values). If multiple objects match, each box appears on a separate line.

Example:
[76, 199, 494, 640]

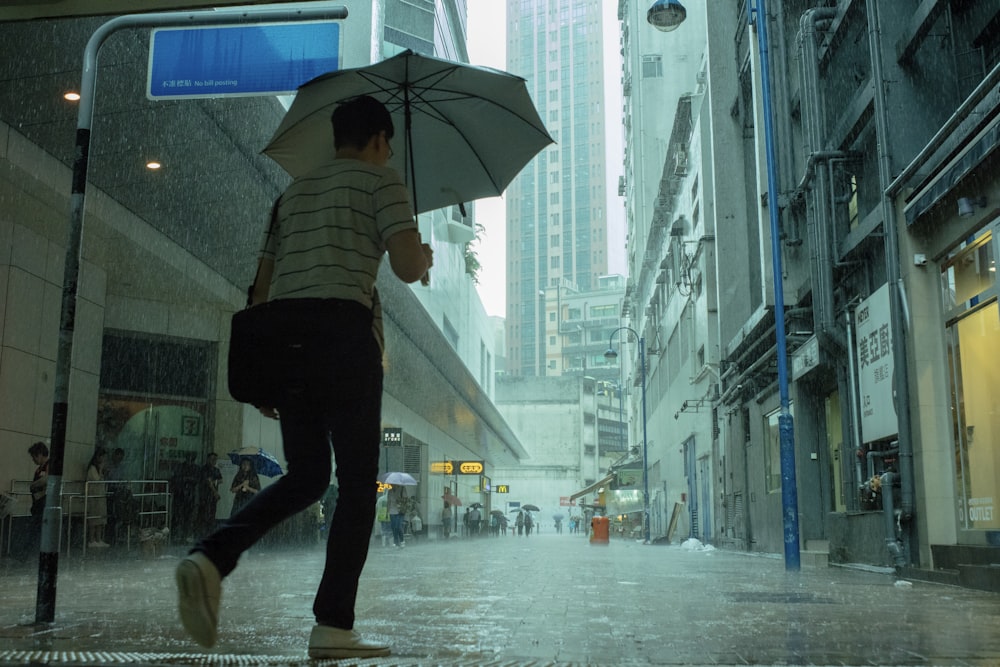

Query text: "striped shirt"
[260, 159, 417, 348]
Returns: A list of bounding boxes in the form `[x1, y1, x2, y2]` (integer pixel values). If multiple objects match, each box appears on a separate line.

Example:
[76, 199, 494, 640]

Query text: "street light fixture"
[604, 327, 650, 543]
[646, 0, 687, 32]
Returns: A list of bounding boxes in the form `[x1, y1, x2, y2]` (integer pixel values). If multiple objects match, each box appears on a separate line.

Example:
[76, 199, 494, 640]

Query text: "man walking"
[175, 95, 432, 660]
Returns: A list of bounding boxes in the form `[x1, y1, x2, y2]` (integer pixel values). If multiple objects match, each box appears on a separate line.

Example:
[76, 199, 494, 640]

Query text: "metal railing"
[75, 479, 171, 557]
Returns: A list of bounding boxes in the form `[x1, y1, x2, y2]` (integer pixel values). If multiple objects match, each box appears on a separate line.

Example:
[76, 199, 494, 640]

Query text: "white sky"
[465, 3, 624, 318]
[466, 3, 508, 317]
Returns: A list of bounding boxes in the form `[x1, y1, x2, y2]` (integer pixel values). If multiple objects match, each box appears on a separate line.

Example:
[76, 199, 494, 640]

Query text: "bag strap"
[246, 199, 281, 307]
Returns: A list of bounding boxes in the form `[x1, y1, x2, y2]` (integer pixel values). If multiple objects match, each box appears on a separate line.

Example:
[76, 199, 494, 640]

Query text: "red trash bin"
[590, 515, 609, 545]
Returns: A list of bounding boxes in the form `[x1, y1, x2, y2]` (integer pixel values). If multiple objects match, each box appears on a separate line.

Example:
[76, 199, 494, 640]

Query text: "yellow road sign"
[430, 461, 454, 474]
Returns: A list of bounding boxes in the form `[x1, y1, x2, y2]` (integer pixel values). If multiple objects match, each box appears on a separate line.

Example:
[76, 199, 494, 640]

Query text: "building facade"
[493, 374, 603, 513]
[619, 0, 1000, 587]
[504, 0, 612, 377]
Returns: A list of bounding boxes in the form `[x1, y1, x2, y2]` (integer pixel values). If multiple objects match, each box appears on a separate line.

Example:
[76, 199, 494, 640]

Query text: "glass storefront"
[943, 226, 999, 532]
[96, 331, 215, 481]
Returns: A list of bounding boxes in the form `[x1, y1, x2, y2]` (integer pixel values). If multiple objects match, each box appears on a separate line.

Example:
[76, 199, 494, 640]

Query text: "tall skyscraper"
[505, 0, 611, 376]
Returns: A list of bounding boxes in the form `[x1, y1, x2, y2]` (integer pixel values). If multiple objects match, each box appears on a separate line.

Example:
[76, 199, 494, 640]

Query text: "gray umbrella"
[263, 49, 554, 215]
[378, 471, 418, 486]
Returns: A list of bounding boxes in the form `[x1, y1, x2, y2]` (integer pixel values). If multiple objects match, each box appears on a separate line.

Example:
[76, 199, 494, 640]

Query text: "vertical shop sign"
[855, 283, 898, 442]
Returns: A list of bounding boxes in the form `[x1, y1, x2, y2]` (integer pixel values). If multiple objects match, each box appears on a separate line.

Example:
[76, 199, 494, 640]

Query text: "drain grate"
[0, 652, 612, 667]
[0, 652, 310, 666]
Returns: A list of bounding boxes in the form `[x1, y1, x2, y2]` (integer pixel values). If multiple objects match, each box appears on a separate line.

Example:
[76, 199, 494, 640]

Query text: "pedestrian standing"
[16, 441, 49, 560]
[104, 447, 128, 547]
[387, 485, 407, 548]
[468, 505, 481, 536]
[175, 94, 432, 660]
[171, 451, 201, 542]
[197, 453, 222, 538]
[440, 502, 452, 539]
[85, 448, 109, 548]
[229, 458, 260, 518]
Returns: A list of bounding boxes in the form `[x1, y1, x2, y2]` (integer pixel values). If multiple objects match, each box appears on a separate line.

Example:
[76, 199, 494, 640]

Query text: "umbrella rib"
[393, 87, 553, 192]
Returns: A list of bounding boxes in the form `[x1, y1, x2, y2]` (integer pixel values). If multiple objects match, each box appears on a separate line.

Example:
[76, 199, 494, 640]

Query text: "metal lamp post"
[751, 0, 801, 571]
[604, 327, 650, 543]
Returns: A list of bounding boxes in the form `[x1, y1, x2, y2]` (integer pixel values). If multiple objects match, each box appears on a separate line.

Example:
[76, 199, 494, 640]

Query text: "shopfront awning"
[569, 474, 616, 502]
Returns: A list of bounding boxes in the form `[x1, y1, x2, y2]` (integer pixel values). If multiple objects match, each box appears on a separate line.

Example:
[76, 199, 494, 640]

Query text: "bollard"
[590, 515, 609, 545]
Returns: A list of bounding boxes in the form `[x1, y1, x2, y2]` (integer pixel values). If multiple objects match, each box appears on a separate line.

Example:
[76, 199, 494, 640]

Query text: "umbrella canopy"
[228, 446, 283, 478]
[469, 502, 484, 509]
[522, 504, 541, 512]
[490, 509, 505, 517]
[378, 471, 418, 486]
[263, 50, 554, 215]
[442, 494, 462, 507]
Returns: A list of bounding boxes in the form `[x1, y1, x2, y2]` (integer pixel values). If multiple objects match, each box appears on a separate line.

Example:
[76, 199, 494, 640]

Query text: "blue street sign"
[147, 21, 340, 100]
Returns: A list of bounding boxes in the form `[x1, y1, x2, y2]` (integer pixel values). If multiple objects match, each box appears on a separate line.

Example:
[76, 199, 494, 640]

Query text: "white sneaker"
[175, 552, 222, 648]
[308, 625, 390, 659]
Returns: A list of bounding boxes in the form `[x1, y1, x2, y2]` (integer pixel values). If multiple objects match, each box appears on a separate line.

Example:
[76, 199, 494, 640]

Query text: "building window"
[550, 255, 560, 268]
[944, 229, 1000, 531]
[642, 54, 663, 78]
[442, 315, 459, 349]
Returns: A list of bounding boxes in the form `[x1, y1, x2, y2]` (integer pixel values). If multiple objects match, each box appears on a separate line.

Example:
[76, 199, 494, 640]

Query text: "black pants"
[195, 300, 381, 630]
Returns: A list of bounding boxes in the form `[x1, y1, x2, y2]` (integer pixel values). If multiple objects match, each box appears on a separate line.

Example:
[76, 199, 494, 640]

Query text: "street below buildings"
[1, 530, 999, 666]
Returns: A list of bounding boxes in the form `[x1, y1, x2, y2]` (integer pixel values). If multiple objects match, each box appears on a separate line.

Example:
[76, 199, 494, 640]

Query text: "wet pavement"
[1, 530, 999, 666]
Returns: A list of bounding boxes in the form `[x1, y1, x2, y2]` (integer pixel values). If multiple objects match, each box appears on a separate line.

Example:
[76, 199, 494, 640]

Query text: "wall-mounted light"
[647, 0, 687, 32]
[957, 196, 986, 217]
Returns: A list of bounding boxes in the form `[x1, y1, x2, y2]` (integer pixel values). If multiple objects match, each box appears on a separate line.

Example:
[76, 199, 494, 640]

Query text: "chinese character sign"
[855, 283, 898, 442]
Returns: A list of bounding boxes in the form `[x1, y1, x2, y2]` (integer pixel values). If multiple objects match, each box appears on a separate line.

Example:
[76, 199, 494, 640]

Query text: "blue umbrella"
[229, 446, 283, 477]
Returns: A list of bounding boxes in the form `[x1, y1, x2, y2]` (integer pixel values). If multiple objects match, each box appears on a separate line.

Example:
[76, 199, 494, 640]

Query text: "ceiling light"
[647, 0, 687, 32]
[63, 92, 80, 101]
[146, 161, 162, 170]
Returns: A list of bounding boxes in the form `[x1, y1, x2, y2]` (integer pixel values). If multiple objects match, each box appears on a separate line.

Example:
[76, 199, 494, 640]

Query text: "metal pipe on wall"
[866, 0, 917, 565]
[796, 8, 842, 358]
